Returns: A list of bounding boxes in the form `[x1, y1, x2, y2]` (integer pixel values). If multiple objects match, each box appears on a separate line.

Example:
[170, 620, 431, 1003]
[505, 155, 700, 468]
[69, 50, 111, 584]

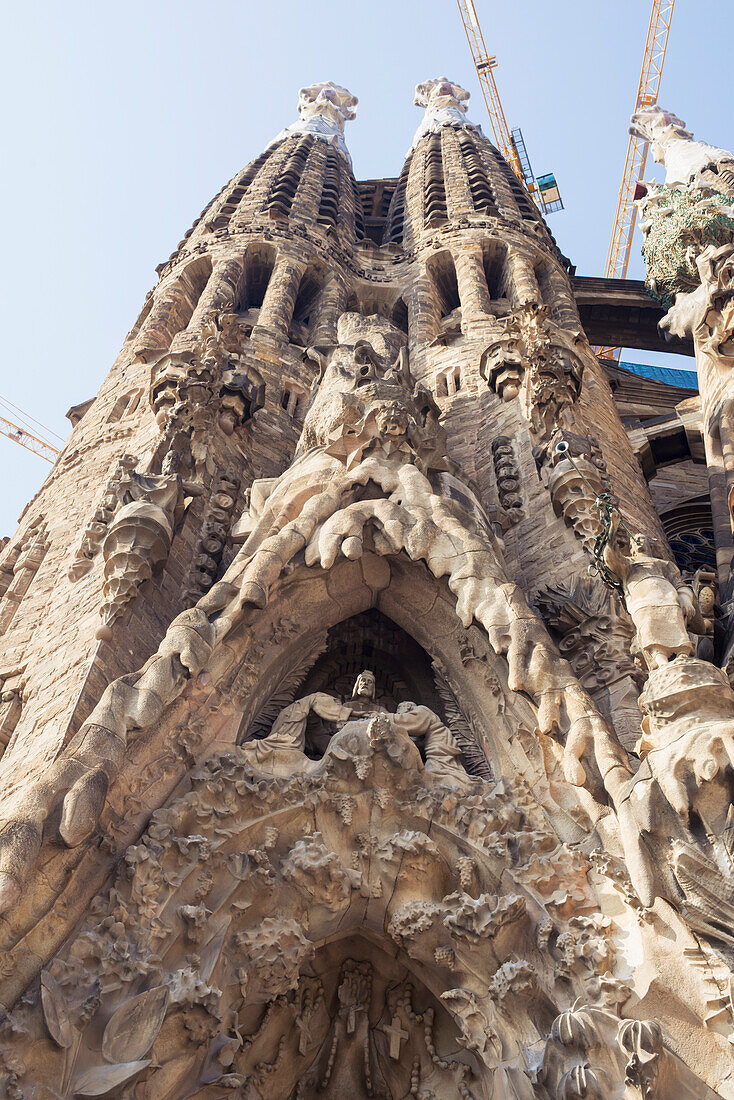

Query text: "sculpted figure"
[254, 670, 467, 785]
[630, 106, 734, 192]
[480, 304, 584, 441]
[602, 524, 701, 671]
[96, 449, 200, 640]
[0, 313, 642, 916]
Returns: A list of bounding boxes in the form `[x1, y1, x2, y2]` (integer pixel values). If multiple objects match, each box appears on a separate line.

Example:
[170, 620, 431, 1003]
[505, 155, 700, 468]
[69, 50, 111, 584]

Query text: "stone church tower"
[0, 78, 733, 1097]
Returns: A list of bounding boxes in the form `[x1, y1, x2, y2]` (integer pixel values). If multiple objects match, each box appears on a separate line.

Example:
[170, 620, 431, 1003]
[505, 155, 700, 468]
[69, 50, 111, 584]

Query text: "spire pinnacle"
[410, 77, 480, 150]
[269, 81, 358, 164]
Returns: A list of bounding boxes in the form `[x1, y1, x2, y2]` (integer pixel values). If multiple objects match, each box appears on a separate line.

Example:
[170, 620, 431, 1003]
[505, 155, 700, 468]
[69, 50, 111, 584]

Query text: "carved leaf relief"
[40, 970, 74, 1049]
[199, 916, 231, 982]
[101, 985, 169, 1064]
[73, 1060, 152, 1095]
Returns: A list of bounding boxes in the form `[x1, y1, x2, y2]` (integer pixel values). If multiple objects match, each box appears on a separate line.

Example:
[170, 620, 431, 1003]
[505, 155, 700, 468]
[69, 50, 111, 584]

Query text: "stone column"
[441, 128, 474, 219]
[251, 252, 307, 344]
[132, 278, 190, 360]
[407, 267, 440, 356]
[538, 263, 578, 327]
[186, 256, 246, 333]
[504, 249, 541, 307]
[453, 245, 492, 332]
[310, 274, 348, 347]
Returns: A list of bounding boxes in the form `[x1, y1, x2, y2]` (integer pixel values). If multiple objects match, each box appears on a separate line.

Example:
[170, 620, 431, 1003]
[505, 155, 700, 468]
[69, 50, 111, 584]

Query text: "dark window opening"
[427, 252, 460, 318]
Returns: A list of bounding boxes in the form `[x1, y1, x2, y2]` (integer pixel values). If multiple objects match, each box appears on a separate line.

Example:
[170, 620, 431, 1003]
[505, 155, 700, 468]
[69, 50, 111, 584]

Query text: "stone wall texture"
[0, 80, 731, 1100]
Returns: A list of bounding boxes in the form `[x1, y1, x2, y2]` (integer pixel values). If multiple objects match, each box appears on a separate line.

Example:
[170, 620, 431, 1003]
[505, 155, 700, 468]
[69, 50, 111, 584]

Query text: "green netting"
[641, 187, 734, 309]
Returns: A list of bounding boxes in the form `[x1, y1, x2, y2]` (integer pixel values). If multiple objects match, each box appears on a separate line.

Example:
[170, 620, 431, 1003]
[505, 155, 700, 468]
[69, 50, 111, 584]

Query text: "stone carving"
[96, 450, 197, 641]
[659, 237, 734, 364]
[633, 106, 734, 700]
[0, 517, 48, 637]
[268, 81, 358, 164]
[0, 311, 648, 921]
[0, 670, 25, 758]
[246, 669, 469, 786]
[637, 183, 734, 309]
[68, 448, 207, 636]
[68, 454, 139, 581]
[600, 652, 734, 936]
[491, 434, 524, 523]
[480, 303, 585, 439]
[6, 79, 734, 1100]
[0, 698, 644, 1099]
[243, 629, 328, 734]
[535, 575, 643, 753]
[181, 468, 239, 606]
[148, 317, 263, 485]
[541, 432, 608, 551]
[2, 649, 728, 1096]
[601, 522, 703, 671]
[431, 658, 494, 780]
[411, 77, 478, 149]
[630, 106, 734, 192]
[636, 657, 734, 825]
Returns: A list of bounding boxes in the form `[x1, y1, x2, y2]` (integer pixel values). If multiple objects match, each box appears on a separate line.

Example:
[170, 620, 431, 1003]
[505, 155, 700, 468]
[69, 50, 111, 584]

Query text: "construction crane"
[0, 396, 61, 464]
[0, 417, 59, 463]
[597, 0, 675, 360]
[456, 0, 563, 215]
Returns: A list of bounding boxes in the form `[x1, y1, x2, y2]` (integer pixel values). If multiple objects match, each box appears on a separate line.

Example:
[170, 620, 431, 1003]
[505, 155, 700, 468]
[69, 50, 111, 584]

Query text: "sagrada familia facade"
[1, 75, 734, 1098]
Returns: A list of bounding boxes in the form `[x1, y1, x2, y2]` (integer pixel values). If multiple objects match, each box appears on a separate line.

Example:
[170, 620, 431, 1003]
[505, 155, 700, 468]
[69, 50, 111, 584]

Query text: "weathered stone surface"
[0, 81, 731, 1100]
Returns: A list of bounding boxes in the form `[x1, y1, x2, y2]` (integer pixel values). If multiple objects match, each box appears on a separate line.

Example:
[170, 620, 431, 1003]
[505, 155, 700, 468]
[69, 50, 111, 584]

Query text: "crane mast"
[597, 0, 675, 361]
[456, 0, 562, 214]
[456, 0, 524, 181]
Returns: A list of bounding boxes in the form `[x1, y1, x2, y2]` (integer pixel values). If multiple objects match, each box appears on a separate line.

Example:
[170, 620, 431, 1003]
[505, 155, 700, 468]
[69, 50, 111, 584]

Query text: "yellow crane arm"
[455, 0, 524, 182]
[598, 0, 675, 361]
[0, 415, 58, 463]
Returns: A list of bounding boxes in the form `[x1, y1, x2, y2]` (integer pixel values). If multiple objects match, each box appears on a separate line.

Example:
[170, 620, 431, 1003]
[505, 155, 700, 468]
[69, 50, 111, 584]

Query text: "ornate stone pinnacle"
[269, 81, 358, 164]
[410, 77, 479, 150]
[630, 104, 734, 190]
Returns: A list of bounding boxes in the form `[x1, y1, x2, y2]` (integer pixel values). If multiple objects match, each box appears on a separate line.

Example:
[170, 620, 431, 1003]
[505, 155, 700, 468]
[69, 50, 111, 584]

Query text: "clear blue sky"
[1, 0, 731, 534]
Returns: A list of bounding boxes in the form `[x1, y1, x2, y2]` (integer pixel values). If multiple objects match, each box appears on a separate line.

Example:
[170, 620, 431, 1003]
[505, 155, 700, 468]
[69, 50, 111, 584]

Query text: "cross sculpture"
[382, 1014, 410, 1060]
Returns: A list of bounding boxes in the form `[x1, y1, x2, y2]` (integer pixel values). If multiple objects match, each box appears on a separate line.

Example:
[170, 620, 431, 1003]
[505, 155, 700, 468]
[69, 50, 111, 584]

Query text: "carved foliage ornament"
[480, 304, 584, 439]
[150, 318, 265, 445]
[0, 700, 675, 1099]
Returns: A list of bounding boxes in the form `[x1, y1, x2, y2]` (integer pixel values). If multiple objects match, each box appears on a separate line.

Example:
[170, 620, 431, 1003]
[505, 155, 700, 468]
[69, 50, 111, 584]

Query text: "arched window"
[107, 389, 143, 424]
[426, 252, 460, 319]
[289, 267, 326, 344]
[482, 242, 509, 301]
[243, 244, 277, 310]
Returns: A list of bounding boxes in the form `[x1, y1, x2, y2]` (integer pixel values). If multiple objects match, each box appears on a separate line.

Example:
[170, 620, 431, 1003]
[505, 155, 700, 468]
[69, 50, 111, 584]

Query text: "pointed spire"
[268, 81, 358, 165]
[410, 77, 481, 150]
